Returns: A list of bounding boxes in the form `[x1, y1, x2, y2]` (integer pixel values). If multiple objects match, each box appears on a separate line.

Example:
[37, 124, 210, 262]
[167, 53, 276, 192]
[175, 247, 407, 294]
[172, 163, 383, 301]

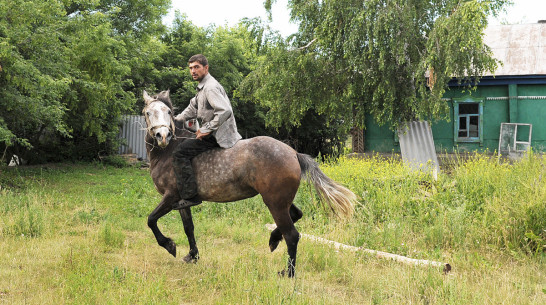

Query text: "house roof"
[484, 22, 546, 76]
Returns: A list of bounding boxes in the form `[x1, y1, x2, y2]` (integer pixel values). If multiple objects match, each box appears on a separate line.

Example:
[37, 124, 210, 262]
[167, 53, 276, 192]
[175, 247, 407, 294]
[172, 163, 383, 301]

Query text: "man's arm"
[199, 85, 232, 134]
[175, 97, 198, 122]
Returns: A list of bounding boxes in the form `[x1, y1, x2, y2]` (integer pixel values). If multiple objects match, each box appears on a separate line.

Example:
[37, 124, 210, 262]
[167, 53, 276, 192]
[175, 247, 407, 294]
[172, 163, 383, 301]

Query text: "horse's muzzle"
[153, 126, 172, 148]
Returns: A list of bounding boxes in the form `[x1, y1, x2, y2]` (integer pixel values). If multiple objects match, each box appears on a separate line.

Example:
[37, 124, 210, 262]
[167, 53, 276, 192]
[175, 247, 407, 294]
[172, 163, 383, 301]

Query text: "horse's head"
[142, 90, 176, 148]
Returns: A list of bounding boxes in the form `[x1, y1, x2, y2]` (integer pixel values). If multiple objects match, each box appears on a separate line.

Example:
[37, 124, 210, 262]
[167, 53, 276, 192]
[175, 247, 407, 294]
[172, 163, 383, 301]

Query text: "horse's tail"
[297, 153, 357, 217]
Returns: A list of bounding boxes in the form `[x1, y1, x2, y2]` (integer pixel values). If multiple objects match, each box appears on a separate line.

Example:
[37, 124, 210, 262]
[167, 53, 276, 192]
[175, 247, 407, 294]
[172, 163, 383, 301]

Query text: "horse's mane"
[152, 90, 174, 111]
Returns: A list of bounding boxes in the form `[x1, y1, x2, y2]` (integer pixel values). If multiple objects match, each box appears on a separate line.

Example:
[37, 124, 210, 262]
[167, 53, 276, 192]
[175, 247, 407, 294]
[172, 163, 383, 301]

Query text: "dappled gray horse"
[143, 90, 357, 277]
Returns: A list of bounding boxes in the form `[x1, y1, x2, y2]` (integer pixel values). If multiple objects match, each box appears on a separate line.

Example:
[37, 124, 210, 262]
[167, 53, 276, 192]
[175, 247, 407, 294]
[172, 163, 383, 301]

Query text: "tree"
[207, 21, 274, 140]
[0, 0, 169, 164]
[251, 0, 510, 132]
[0, 0, 73, 162]
[97, 0, 169, 37]
[153, 12, 208, 109]
[154, 16, 278, 140]
[237, 18, 351, 156]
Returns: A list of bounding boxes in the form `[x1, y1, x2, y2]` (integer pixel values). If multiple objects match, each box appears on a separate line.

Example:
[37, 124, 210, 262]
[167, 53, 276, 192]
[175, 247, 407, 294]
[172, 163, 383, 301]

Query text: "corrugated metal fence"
[118, 115, 148, 160]
[398, 121, 440, 180]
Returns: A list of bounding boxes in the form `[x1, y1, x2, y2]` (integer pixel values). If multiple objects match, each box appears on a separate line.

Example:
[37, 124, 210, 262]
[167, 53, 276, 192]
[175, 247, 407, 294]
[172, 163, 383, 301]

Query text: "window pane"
[516, 124, 531, 142]
[469, 116, 479, 137]
[459, 103, 479, 115]
[459, 116, 467, 130]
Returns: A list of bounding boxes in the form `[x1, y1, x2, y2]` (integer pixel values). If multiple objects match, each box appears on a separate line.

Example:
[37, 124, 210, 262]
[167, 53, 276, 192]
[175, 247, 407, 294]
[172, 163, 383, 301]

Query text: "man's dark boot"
[172, 156, 202, 210]
[172, 137, 219, 211]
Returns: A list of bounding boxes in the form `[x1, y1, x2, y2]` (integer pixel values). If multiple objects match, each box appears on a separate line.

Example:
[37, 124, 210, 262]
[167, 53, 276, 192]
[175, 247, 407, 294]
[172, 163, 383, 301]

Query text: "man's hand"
[196, 129, 211, 140]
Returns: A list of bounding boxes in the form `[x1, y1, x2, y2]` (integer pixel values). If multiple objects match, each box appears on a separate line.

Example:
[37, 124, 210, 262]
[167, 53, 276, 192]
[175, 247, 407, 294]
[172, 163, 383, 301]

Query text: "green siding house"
[363, 22, 546, 154]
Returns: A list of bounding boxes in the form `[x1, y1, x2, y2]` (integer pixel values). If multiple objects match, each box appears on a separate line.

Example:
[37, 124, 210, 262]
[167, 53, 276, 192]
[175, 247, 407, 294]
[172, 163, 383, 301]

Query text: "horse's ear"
[157, 90, 170, 101]
[143, 90, 154, 105]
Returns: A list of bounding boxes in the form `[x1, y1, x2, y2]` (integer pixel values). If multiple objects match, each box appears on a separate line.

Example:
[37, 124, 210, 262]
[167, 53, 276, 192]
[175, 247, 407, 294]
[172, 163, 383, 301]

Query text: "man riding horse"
[172, 54, 242, 210]
[142, 55, 356, 277]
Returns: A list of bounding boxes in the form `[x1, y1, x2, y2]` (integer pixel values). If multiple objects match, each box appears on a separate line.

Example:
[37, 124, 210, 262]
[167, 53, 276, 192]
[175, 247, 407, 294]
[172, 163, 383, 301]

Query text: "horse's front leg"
[148, 194, 177, 257]
[178, 207, 199, 263]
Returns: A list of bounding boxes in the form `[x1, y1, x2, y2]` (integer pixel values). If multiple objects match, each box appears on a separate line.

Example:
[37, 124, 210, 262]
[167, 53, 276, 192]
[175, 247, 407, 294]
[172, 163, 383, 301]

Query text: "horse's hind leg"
[265, 198, 301, 277]
[178, 207, 199, 263]
[261, 162, 301, 277]
[269, 204, 302, 252]
[148, 195, 177, 257]
[269, 209, 300, 277]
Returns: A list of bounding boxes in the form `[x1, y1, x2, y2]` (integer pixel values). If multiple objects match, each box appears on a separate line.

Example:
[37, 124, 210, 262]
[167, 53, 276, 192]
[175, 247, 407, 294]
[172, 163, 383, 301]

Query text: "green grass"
[0, 156, 544, 304]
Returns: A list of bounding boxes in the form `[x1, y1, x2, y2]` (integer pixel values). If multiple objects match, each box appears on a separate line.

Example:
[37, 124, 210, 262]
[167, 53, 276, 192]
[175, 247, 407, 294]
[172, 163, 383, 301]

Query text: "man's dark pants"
[172, 135, 219, 201]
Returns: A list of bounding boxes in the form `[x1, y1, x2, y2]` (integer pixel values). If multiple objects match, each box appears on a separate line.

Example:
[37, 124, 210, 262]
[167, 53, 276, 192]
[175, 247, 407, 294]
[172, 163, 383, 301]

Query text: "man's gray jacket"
[176, 73, 242, 148]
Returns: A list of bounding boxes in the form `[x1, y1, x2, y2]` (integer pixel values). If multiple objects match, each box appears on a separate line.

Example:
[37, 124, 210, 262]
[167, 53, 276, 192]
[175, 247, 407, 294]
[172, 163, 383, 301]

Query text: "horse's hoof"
[269, 229, 283, 252]
[182, 253, 198, 263]
[269, 239, 281, 252]
[165, 239, 176, 257]
[278, 269, 295, 278]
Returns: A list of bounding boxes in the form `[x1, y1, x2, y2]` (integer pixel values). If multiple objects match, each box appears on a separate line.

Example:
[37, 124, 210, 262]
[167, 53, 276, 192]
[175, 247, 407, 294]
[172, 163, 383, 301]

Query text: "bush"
[99, 155, 131, 168]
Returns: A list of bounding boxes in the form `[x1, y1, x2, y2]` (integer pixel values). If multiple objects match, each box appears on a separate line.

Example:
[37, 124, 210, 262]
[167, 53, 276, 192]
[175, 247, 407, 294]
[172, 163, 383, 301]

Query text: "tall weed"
[315, 153, 545, 255]
[3, 205, 45, 238]
[99, 223, 125, 249]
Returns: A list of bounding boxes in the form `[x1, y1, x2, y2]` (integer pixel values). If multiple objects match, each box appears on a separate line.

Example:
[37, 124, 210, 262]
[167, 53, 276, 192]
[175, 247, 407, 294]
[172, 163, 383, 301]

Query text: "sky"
[165, 0, 546, 37]
[164, 0, 298, 37]
[489, 0, 546, 25]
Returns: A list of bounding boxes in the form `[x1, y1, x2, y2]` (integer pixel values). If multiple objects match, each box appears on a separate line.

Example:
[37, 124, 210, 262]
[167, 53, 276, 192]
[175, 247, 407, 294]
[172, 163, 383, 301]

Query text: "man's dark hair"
[188, 54, 208, 67]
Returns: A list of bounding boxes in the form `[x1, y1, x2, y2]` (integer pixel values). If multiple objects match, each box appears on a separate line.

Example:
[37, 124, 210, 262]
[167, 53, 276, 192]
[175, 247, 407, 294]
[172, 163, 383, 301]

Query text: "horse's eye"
[146, 111, 151, 116]
[168, 110, 172, 115]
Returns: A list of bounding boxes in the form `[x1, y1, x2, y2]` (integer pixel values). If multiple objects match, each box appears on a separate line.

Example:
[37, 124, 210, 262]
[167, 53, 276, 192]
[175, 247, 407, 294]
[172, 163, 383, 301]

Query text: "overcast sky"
[490, 0, 546, 25]
[164, 0, 546, 37]
[164, 0, 298, 37]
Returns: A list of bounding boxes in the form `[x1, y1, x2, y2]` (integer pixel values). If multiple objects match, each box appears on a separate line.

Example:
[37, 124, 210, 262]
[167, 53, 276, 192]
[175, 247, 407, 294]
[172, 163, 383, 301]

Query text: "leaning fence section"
[398, 121, 440, 180]
[118, 115, 148, 161]
[498, 123, 532, 158]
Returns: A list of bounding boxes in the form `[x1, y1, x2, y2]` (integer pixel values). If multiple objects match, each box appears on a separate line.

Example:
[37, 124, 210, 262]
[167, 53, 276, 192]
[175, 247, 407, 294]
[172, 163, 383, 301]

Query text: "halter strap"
[147, 124, 171, 132]
[143, 100, 176, 139]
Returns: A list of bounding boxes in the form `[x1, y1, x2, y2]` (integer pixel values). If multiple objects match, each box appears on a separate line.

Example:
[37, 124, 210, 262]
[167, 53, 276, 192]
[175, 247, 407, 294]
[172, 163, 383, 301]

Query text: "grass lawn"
[0, 154, 545, 304]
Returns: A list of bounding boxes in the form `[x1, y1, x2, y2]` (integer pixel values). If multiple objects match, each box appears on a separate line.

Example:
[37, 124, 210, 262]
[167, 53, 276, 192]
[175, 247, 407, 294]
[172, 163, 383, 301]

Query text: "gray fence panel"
[398, 121, 440, 179]
[118, 115, 148, 161]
